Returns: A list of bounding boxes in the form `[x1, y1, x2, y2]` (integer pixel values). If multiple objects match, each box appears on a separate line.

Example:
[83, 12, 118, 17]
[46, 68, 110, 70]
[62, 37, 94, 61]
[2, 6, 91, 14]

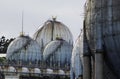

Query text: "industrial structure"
[71, 34, 83, 79]
[0, 18, 73, 79]
[76, 0, 120, 79]
[6, 35, 42, 65]
[70, 0, 120, 79]
[70, 30, 91, 79]
[33, 18, 73, 71]
[1, 0, 120, 79]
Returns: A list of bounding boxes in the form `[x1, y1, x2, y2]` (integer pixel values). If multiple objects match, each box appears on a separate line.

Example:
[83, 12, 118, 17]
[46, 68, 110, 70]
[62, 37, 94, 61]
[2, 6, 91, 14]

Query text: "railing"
[0, 63, 70, 71]
[1, 71, 70, 76]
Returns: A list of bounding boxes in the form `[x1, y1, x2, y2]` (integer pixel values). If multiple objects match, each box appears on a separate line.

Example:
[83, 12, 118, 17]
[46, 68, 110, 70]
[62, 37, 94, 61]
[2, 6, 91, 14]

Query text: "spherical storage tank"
[71, 35, 83, 79]
[33, 19, 73, 53]
[43, 39, 73, 69]
[6, 35, 42, 65]
[84, 0, 120, 78]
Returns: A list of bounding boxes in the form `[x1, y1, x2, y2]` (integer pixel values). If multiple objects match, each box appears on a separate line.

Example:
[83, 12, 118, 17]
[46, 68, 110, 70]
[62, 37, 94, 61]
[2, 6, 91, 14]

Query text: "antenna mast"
[22, 11, 24, 35]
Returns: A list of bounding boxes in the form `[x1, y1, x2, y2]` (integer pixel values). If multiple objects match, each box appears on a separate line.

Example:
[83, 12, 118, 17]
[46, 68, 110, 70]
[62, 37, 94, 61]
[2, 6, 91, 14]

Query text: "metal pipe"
[83, 20, 91, 79]
[83, 56, 91, 79]
[94, 0, 104, 78]
[95, 51, 103, 79]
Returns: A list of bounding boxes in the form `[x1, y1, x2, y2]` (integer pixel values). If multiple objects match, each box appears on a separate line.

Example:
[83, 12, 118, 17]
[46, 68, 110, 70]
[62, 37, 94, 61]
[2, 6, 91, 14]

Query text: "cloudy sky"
[0, 0, 86, 41]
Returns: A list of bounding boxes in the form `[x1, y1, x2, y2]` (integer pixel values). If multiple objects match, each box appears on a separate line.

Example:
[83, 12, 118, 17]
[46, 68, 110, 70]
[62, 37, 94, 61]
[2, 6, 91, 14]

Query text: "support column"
[83, 20, 91, 79]
[78, 75, 83, 79]
[83, 34, 91, 79]
[95, 51, 103, 79]
[83, 55, 91, 79]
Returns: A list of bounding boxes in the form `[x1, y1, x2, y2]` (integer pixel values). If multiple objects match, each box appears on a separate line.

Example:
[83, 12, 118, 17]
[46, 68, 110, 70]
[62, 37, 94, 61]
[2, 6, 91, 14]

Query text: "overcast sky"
[0, 0, 86, 41]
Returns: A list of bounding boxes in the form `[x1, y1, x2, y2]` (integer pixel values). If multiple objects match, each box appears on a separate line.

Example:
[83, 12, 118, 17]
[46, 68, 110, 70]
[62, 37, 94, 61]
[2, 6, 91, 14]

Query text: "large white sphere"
[6, 35, 42, 65]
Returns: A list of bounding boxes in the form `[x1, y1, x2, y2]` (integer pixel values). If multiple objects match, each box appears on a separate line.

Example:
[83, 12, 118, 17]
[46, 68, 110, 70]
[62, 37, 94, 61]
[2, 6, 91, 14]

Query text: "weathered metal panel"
[33, 20, 73, 53]
[6, 36, 42, 65]
[84, 0, 120, 78]
[71, 35, 83, 79]
[43, 39, 72, 69]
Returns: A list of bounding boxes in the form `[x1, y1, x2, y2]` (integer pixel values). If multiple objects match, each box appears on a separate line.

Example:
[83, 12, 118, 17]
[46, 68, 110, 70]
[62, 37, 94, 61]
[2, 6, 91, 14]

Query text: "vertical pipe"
[22, 11, 24, 35]
[94, 29, 104, 77]
[95, 51, 103, 79]
[51, 17, 55, 41]
[21, 11, 24, 36]
[83, 20, 91, 79]
[95, 0, 104, 78]
[83, 56, 91, 79]
[94, 20, 104, 79]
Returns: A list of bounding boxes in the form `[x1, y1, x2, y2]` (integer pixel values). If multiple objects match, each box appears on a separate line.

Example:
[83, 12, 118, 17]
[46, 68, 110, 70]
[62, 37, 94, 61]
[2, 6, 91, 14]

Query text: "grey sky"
[0, 0, 86, 41]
